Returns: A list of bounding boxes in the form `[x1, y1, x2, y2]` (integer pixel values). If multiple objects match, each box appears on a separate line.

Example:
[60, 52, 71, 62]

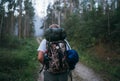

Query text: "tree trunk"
[63, 0, 67, 20]
[18, 0, 22, 39]
[107, 9, 110, 36]
[24, 15, 27, 39]
[58, 11, 61, 26]
[18, 14, 22, 39]
[10, 12, 14, 35]
[69, 0, 73, 14]
[0, 16, 3, 39]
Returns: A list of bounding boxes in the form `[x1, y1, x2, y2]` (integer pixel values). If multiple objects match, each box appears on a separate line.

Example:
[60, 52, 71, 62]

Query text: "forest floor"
[36, 37, 103, 81]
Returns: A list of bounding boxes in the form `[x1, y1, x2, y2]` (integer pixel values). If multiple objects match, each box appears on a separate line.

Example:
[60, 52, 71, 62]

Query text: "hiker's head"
[49, 24, 60, 28]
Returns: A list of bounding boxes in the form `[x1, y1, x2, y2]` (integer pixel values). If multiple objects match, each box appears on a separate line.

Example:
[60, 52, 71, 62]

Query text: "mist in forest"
[34, 14, 44, 37]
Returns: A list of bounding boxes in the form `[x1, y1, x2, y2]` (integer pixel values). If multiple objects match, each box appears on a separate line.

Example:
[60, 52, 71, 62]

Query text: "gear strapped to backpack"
[44, 27, 66, 42]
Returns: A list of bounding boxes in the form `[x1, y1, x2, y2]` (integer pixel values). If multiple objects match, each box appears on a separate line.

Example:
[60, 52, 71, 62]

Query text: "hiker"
[37, 24, 79, 81]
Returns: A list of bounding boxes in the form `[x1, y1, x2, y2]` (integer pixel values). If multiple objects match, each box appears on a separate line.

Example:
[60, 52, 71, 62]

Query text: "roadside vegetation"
[77, 49, 120, 81]
[0, 38, 39, 81]
[63, 9, 120, 81]
[0, 0, 38, 81]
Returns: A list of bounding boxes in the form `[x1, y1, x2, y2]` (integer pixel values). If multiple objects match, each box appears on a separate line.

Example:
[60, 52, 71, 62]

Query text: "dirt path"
[71, 62, 103, 81]
[37, 62, 103, 81]
[36, 38, 103, 81]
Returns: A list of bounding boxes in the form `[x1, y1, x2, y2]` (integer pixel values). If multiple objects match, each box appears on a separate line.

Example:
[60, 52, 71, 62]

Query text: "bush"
[0, 38, 39, 81]
[0, 35, 22, 48]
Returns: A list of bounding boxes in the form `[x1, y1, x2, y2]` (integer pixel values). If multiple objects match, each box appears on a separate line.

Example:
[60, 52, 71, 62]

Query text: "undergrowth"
[69, 40, 120, 81]
[0, 38, 39, 81]
[77, 49, 120, 81]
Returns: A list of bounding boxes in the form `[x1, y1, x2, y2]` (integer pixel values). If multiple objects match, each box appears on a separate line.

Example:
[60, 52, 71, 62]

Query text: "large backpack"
[43, 28, 69, 73]
[44, 40, 69, 73]
[41, 28, 79, 74]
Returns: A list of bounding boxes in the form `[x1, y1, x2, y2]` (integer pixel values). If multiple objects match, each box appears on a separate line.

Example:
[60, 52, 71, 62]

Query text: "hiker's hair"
[49, 24, 60, 28]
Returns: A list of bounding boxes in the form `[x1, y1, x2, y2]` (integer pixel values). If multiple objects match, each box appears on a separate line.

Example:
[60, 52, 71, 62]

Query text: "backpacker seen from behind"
[44, 40, 69, 74]
[43, 28, 69, 74]
[43, 27, 79, 74]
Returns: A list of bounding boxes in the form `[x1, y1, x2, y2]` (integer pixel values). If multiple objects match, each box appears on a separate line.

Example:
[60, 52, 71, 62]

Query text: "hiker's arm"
[38, 51, 44, 64]
[37, 39, 46, 64]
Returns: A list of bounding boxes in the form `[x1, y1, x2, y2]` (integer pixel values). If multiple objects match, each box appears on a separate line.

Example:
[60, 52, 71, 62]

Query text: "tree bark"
[18, 0, 22, 39]
[0, 16, 3, 39]
[58, 11, 61, 25]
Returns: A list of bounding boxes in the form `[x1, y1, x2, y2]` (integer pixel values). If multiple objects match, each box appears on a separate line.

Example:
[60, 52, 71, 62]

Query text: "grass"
[0, 38, 39, 81]
[69, 40, 120, 81]
[77, 49, 120, 81]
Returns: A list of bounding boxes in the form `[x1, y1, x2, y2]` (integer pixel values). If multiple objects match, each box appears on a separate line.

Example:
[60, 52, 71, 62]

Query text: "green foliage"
[0, 38, 39, 81]
[110, 8, 120, 42]
[63, 8, 120, 50]
[63, 14, 81, 38]
[63, 13, 97, 49]
[24, 0, 35, 17]
[78, 50, 120, 81]
[0, 35, 27, 48]
[62, 6, 120, 81]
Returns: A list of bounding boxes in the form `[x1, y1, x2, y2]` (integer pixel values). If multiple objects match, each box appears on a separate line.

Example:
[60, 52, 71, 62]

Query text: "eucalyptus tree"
[0, 0, 16, 41]
[14, 0, 35, 39]
[44, 0, 80, 26]
[24, 0, 35, 38]
[0, 1, 5, 39]
[53, 0, 61, 25]
[45, 4, 54, 27]
[0, 0, 35, 45]
[62, 0, 114, 47]
[0, 0, 34, 44]
[45, 0, 63, 26]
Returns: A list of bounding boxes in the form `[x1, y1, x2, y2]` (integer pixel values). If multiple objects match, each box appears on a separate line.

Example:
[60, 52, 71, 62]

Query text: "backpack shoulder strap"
[64, 39, 71, 50]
